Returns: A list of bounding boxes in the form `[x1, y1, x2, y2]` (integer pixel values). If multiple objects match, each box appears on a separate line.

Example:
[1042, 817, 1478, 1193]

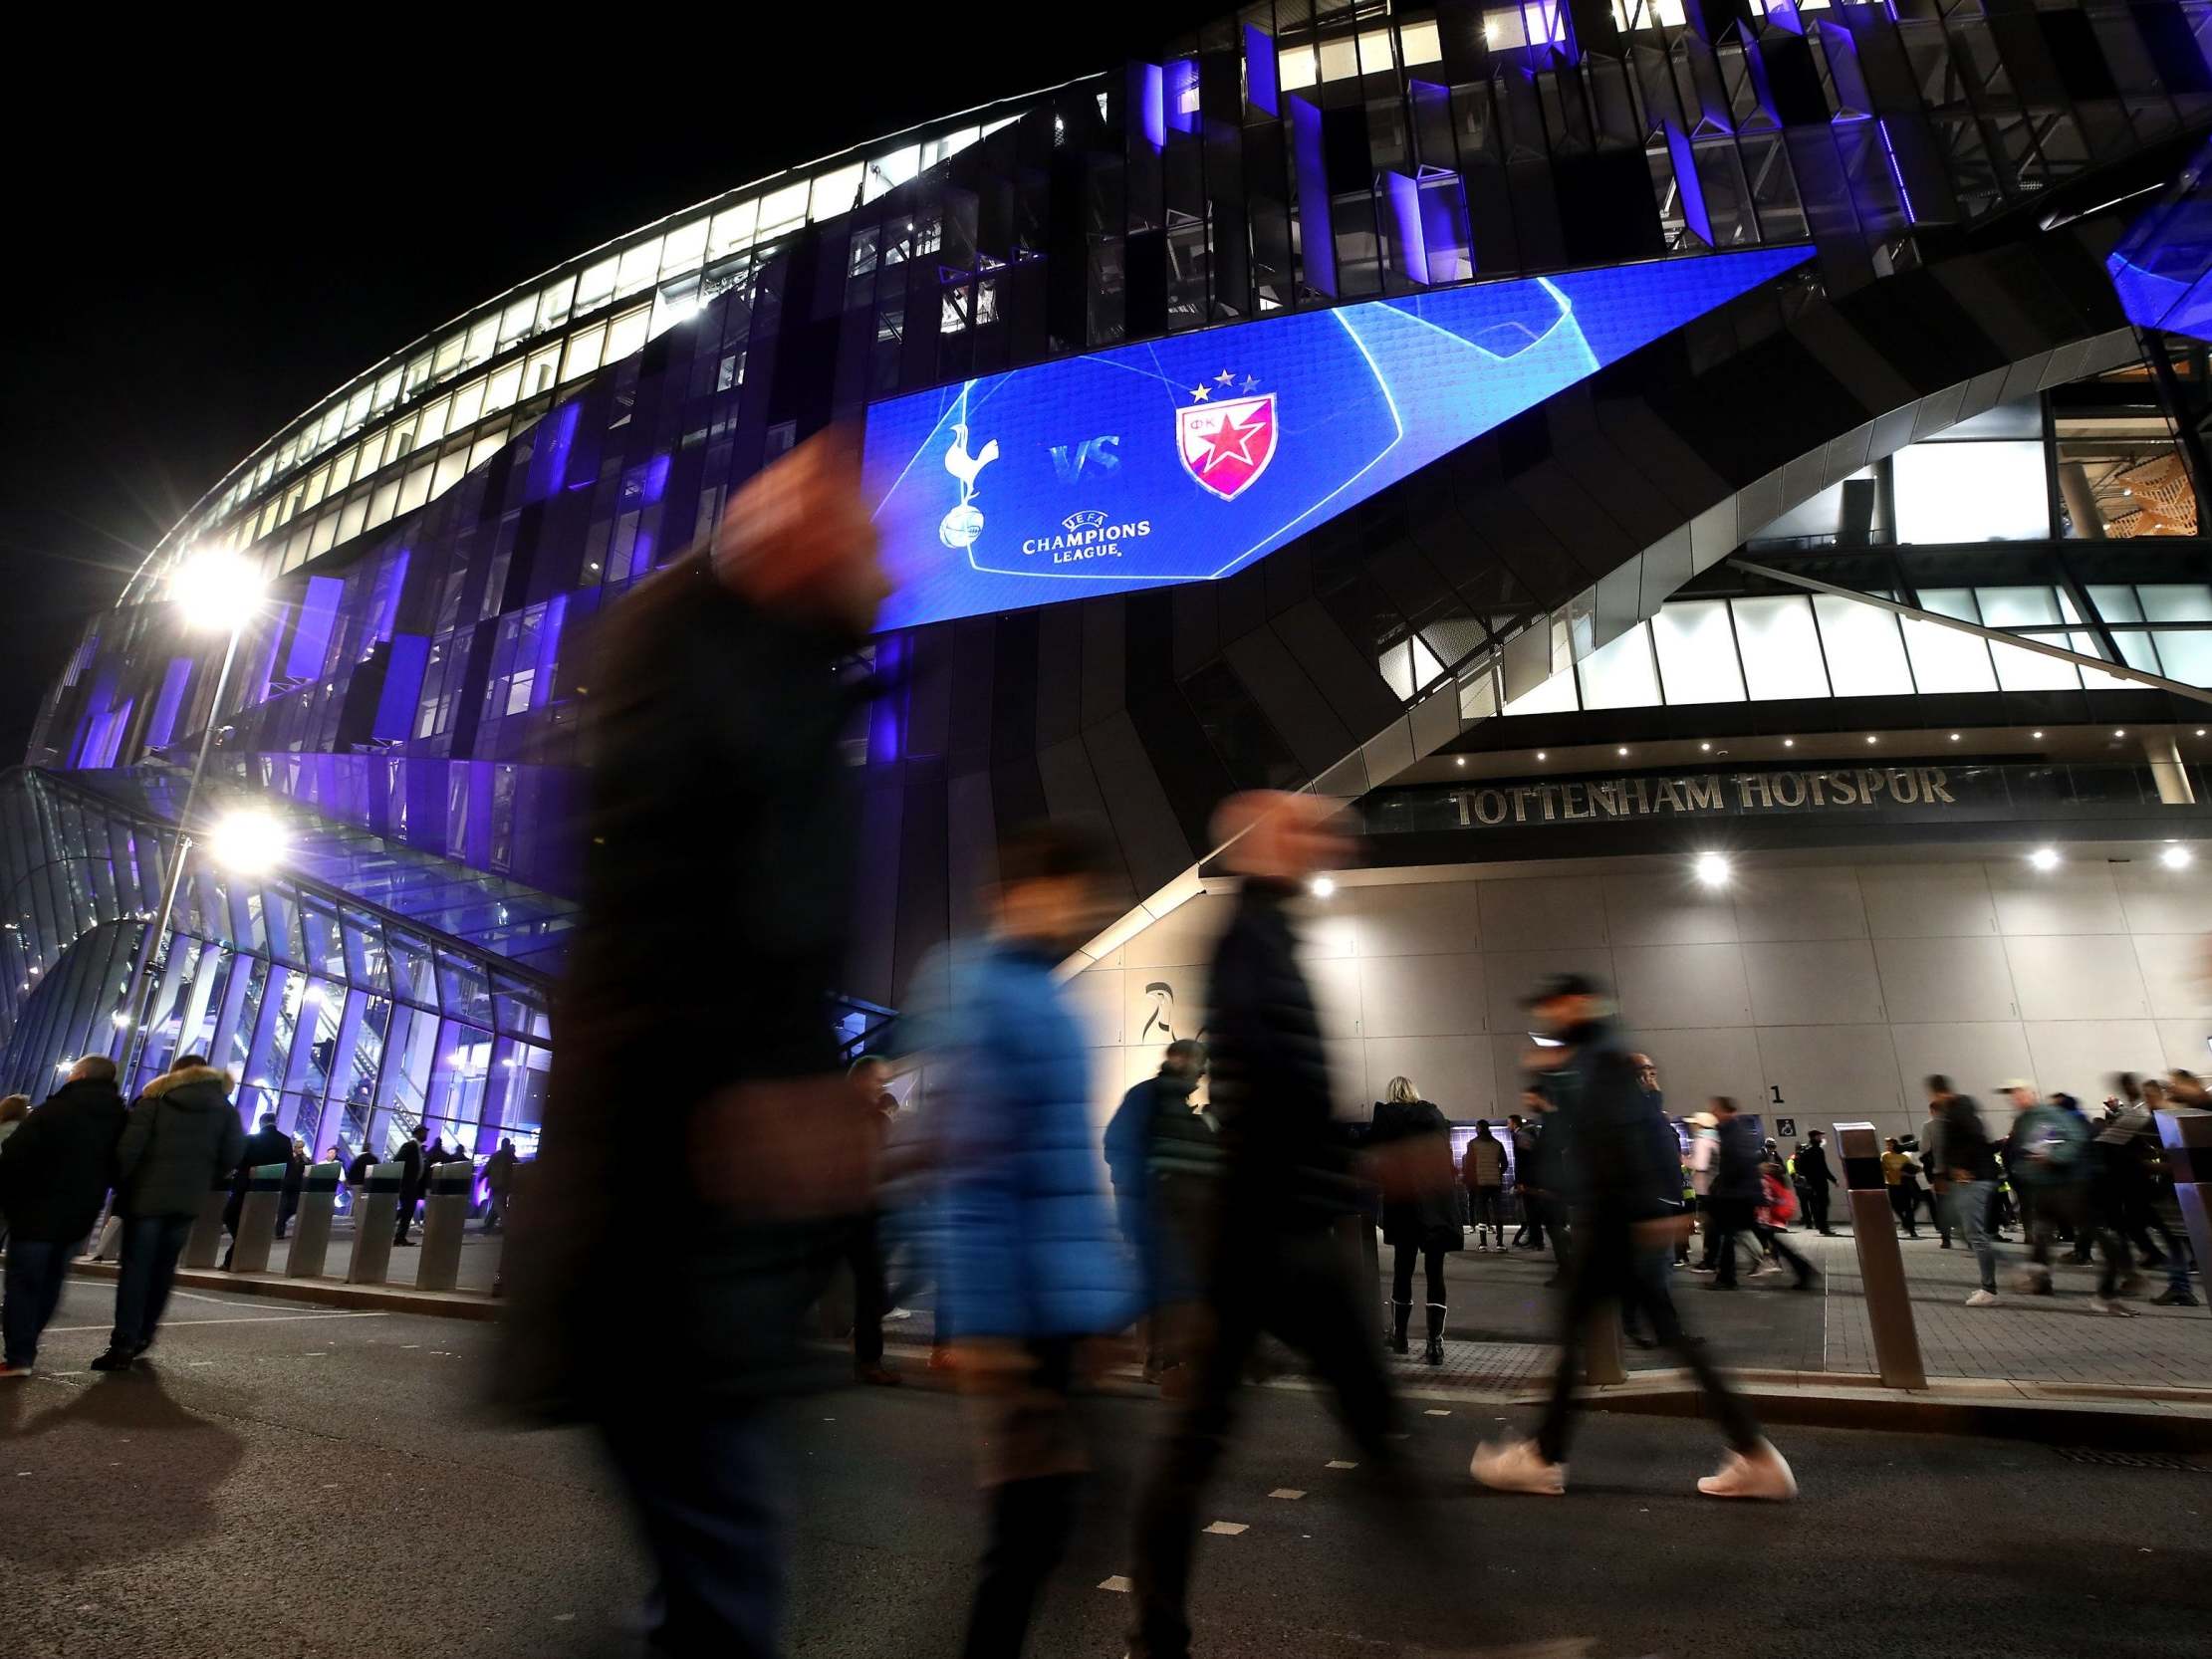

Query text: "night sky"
[0, 14, 1197, 760]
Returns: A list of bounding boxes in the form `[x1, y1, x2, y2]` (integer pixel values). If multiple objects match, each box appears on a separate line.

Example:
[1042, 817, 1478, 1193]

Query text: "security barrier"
[346, 1163, 403, 1285]
[416, 1159, 475, 1292]
[229, 1161, 287, 1274]
[286, 1161, 341, 1279]
[181, 1175, 229, 1268]
[1835, 1120, 1926, 1389]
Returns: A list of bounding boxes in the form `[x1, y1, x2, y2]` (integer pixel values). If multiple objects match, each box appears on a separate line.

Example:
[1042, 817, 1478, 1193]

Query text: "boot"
[1423, 1303, 1446, 1364]
[1389, 1302, 1412, 1355]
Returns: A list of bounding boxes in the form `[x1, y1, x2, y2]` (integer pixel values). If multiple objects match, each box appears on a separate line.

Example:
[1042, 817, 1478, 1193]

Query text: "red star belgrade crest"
[1177, 384, 1277, 501]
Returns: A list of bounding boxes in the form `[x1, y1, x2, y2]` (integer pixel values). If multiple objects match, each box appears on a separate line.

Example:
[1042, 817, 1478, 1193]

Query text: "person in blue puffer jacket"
[937, 820, 1136, 1659]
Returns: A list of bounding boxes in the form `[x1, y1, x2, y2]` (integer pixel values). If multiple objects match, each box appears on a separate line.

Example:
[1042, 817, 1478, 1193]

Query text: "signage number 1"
[1770, 1085, 1785, 1105]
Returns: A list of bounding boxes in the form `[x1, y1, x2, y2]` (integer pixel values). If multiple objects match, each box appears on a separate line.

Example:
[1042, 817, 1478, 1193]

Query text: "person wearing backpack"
[2005, 1084, 2133, 1314]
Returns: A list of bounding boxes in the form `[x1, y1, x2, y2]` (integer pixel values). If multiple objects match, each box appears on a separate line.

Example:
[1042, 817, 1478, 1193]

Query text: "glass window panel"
[614, 238, 662, 299]
[1278, 48, 1318, 92]
[498, 296, 537, 348]
[431, 334, 465, 379]
[415, 395, 451, 447]
[810, 163, 863, 222]
[2088, 584, 2144, 622]
[1650, 600, 1746, 703]
[463, 316, 498, 367]
[861, 148, 919, 203]
[1812, 595, 1915, 695]
[447, 377, 485, 429]
[1731, 595, 1831, 699]
[1319, 37, 1358, 79]
[1976, 586, 2062, 627]
[525, 343, 563, 397]
[538, 274, 577, 332]
[561, 325, 607, 383]
[659, 217, 709, 277]
[431, 449, 468, 502]
[605, 305, 650, 364]
[2139, 584, 2212, 622]
[1356, 26, 1395, 72]
[575, 256, 617, 314]
[372, 369, 401, 413]
[709, 198, 758, 256]
[483, 361, 522, 414]
[1891, 440, 2049, 542]
[1577, 622, 1661, 709]
[468, 426, 509, 471]
[1501, 665, 1578, 716]
[2151, 630, 2212, 685]
[1990, 638, 2081, 690]
[365, 478, 400, 531]
[758, 179, 810, 235]
[1900, 615, 1998, 692]
[1399, 19, 1443, 61]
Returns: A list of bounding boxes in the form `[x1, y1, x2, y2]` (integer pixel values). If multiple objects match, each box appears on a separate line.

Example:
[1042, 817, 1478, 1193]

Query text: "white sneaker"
[2088, 1296, 2138, 1317]
[1470, 1436, 1566, 1496]
[881, 1306, 914, 1322]
[1964, 1289, 2000, 1307]
[1697, 1440, 1797, 1502]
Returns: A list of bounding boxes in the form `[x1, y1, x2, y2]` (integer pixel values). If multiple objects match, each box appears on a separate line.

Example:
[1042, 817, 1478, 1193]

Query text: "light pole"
[115, 549, 272, 1091]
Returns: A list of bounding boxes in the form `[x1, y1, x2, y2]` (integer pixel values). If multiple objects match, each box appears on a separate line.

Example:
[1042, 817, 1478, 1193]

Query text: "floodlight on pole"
[117, 549, 272, 1090]
[205, 809, 287, 876]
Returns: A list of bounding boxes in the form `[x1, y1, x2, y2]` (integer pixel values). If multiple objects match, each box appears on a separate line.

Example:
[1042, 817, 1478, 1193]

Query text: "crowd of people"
[0, 1051, 525, 1376]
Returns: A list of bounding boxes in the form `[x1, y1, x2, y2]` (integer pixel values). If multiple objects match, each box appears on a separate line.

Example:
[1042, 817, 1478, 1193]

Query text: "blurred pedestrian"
[1367, 1075, 1460, 1364]
[1105, 1039, 1210, 1381]
[492, 426, 888, 1659]
[937, 822, 1135, 1659]
[1915, 1098, 1953, 1248]
[93, 1056, 245, 1370]
[1128, 793, 1426, 1659]
[0, 1093, 29, 1254]
[0, 1057, 125, 1376]
[1460, 1119, 1507, 1251]
[1710, 1100, 1812, 1291]
[1471, 977, 1793, 1502]
[393, 1120, 428, 1246]
[1508, 1111, 1543, 1250]
[1881, 1137, 1922, 1239]
[221, 1110, 291, 1269]
[275, 1136, 307, 1240]
[846, 1054, 900, 1388]
[1798, 1130, 1839, 1236]
[1931, 1074, 2002, 1304]
[481, 1136, 517, 1234]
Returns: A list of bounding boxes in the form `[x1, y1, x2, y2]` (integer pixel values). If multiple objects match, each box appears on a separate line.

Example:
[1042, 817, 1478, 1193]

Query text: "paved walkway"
[869, 1221, 2204, 1393]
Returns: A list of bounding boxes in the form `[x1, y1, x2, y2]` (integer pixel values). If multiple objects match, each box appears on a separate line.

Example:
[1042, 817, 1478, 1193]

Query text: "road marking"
[1326, 1460, 1357, 1469]
[1098, 1576, 1131, 1593]
[44, 1311, 387, 1334]
[1203, 1521, 1248, 1536]
[1268, 1488, 1305, 1500]
[1424, 1408, 1452, 1417]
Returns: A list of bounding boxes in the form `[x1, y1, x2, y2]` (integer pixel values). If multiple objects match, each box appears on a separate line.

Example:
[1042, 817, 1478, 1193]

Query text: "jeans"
[1888, 1185, 1918, 1236]
[1130, 1225, 1406, 1659]
[603, 1406, 783, 1659]
[1537, 1223, 1761, 1465]
[1807, 1187, 1833, 1234]
[1951, 1180, 1998, 1291]
[110, 1214, 195, 1352]
[3, 1238, 75, 1366]
[1919, 1184, 1952, 1244]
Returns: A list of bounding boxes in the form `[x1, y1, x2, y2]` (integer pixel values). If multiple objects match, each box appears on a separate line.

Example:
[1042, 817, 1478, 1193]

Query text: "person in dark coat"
[1710, 1099, 1813, 1290]
[492, 429, 888, 1659]
[1460, 1120, 1508, 1251]
[1104, 1040, 1209, 1380]
[1366, 1076, 1462, 1363]
[222, 1111, 293, 1268]
[1128, 793, 1430, 1659]
[392, 1120, 428, 1246]
[0, 1056, 126, 1374]
[481, 1137, 518, 1233]
[1798, 1130, 1840, 1235]
[275, 1138, 308, 1239]
[93, 1057, 246, 1370]
[1471, 977, 1795, 1503]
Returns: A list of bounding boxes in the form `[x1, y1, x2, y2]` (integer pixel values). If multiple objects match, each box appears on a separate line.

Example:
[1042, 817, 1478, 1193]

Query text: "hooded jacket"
[115, 1066, 247, 1219]
[0, 1074, 126, 1241]
[1368, 1096, 1464, 1251]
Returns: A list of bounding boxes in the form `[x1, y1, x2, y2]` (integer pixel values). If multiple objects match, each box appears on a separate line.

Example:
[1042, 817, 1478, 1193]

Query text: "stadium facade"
[14, 0, 2212, 1154]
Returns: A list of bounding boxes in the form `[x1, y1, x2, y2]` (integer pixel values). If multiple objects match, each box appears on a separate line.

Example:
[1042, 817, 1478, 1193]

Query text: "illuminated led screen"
[863, 246, 1813, 632]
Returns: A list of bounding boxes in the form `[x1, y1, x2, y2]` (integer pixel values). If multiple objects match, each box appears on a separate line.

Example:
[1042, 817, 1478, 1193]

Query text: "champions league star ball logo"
[938, 421, 999, 549]
[1177, 369, 1277, 501]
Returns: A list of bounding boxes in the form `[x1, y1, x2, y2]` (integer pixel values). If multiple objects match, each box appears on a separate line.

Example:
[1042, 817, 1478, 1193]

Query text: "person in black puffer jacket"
[1366, 1076, 1462, 1363]
[94, 1057, 246, 1370]
[0, 1056, 126, 1373]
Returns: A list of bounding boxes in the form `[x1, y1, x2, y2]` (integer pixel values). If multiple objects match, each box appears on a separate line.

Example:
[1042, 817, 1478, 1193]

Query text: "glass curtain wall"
[0, 769, 551, 1161]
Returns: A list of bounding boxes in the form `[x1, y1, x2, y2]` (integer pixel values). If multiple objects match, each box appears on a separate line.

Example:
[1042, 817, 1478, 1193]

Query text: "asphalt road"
[4, 1275, 2208, 1659]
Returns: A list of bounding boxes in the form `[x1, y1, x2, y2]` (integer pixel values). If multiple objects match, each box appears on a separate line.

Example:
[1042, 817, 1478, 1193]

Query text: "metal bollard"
[286, 1162, 342, 1279]
[415, 1160, 474, 1292]
[229, 1162, 287, 1274]
[180, 1175, 230, 1268]
[2156, 1107, 2212, 1292]
[346, 1162, 403, 1285]
[1835, 1121, 1926, 1388]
